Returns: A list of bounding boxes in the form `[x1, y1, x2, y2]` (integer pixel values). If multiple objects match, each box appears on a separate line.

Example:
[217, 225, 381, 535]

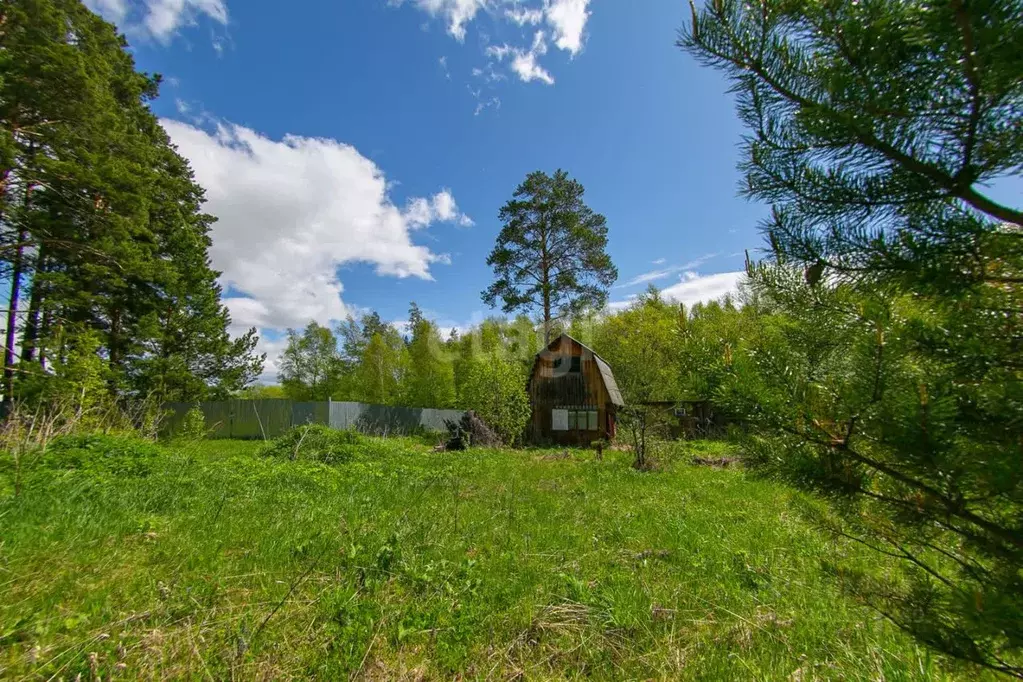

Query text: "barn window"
[565, 409, 599, 431]
[553, 355, 581, 373]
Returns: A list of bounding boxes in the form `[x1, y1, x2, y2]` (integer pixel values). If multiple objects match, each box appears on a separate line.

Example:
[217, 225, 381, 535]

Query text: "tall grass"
[0, 436, 988, 680]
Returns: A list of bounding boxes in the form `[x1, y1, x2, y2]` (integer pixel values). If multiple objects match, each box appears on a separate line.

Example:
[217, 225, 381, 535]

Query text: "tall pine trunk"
[107, 305, 122, 396]
[4, 144, 35, 402]
[20, 245, 46, 364]
[3, 227, 26, 401]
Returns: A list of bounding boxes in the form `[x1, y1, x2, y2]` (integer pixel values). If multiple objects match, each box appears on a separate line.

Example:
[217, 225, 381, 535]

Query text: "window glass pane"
[588, 411, 599, 430]
[570, 356, 581, 373]
[568, 411, 578, 430]
[552, 409, 568, 431]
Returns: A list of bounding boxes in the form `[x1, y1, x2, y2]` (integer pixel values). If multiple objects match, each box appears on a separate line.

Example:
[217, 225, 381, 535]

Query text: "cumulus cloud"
[659, 271, 745, 307]
[545, 0, 590, 56]
[160, 118, 471, 335]
[405, 190, 474, 228]
[85, 0, 228, 43]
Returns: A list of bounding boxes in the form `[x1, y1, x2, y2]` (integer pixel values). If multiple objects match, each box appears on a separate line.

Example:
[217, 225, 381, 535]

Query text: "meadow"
[0, 434, 987, 680]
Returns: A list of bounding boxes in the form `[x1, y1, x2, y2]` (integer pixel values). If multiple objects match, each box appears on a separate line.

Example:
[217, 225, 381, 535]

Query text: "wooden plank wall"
[528, 336, 612, 445]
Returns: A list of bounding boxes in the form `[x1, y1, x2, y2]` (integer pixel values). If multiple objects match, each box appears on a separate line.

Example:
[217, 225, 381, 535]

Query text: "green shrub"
[179, 406, 207, 439]
[458, 355, 531, 446]
[258, 425, 363, 464]
[42, 434, 162, 477]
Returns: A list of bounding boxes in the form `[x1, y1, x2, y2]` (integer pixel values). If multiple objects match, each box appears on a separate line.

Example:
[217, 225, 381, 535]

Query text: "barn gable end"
[526, 334, 624, 445]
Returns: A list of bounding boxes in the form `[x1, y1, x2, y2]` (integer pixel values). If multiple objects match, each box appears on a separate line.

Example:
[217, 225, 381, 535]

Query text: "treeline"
[266, 291, 755, 411]
[0, 1, 263, 408]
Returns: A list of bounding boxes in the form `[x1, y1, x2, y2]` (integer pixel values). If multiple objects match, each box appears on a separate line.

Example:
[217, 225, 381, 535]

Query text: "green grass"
[0, 435, 986, 680]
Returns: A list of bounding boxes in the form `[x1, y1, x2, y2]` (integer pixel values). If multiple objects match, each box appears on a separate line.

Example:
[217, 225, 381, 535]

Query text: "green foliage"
[40, 434, 162, 478]
[279, 322, 344, 400]
[236, 384, 287, 400]
[682, 0, 1023, 674]
[593, 288, 680, 404]
[179, 406, 207, 440]
[458, 354, 530, 445]
[258, 424, 363, 464]
[402, 302, 456, 409]
[47, 330, 110, 422]
[0, 437, 976, 679]
[592, 290, 681, 467]
[354, 328, 409, 406]
[0, 0, 263, 406]
[482, 169, 618, 343]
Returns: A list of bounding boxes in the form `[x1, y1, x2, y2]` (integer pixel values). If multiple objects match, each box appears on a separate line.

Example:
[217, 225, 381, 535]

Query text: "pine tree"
[681, 0, 1022, 673]
[482, 170, 618, 344]
[0, 0, 263, 405]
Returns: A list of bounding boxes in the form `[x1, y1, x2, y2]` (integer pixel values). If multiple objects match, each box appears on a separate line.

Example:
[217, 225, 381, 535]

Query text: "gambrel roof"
[529, 333, 625, 407]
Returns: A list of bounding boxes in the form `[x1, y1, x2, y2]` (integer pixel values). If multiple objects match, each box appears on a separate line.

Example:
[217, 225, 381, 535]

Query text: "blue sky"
[86, 0, 773, 373]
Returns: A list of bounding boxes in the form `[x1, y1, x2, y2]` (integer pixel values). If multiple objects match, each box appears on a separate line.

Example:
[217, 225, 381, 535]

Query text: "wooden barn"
[526, 334, 624, 445]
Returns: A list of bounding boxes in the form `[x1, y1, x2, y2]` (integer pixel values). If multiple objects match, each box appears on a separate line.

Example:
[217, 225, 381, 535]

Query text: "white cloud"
[160, 118, 471, 336]
[609, 271, 745, 311]
[489, 31, 554, 85]
[86, 0, 128, 23]
[660, 271, 745, 308]
[618, 267, 677, 288]
[652, 258, 666, 265]
[438, 55, 451, 79]
[404, 0, 485, 41]
[617, 254, 719, 288]
[85, 0, 228, 43]
[251, 335, 288, 383]
[389, 0, 592, 88]
[472, 62, 506, 83]
[505, 5, 543, 25]
[544, 0, 590, 56]
[485, 43, 515, 61]
[405, 189, 474, 228]
[474, 95, 501, 116]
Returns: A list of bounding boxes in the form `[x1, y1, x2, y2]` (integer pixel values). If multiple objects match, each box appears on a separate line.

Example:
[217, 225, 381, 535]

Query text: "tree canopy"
[0, 0, 263, 406]
[482, 170, 618, 344]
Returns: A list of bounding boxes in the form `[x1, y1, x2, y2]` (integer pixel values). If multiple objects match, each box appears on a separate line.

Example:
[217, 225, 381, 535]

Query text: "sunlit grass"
[0, 436, 981, 679]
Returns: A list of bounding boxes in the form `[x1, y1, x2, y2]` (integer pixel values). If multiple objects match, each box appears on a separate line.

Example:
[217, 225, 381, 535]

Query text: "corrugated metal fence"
[162, 399, 464, 439]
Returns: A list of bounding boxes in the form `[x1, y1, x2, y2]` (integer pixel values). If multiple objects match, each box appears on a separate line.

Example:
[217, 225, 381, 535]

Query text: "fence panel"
[292, 401, 329, 428]
[230, 399, 293, 438]
[164, 399, 464, 439]
[328, 402, 463, 435]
